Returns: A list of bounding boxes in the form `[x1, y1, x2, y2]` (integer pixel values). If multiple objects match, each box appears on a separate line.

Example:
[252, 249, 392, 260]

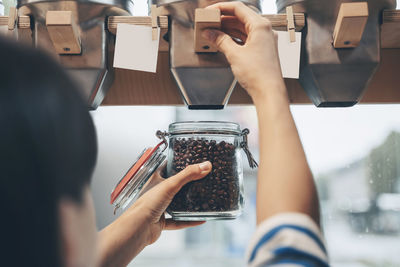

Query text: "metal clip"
[286, 6, 296, 43]
[8, 7, 17, 31]
[113, 204, 120, 215]
[151, 5, 159, 40]
[156, 130, 169, 152]
[240, 128, 258, 169]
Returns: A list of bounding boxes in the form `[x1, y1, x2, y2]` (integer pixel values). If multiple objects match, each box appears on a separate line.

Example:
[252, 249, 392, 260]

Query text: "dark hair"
[0, 38, 97, 266]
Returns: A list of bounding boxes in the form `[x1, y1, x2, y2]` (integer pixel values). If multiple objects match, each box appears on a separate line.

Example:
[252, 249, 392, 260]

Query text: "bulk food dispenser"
[6, 0, 262, 110]
[15, 0, 134, 109]
[1, 0, 399, 108]
[150, 0, 261, 109]
[277, 0, 396, 107]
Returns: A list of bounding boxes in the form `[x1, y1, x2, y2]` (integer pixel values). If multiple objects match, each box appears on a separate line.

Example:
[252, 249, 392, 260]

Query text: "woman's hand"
[97, 161, 212, 267]
[202, 2, 285, 101]
[133, 161, 212, 245]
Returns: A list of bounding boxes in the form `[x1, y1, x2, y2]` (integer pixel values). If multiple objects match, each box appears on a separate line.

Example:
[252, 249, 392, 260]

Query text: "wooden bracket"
[286, 6, 295, 42]
[381, 10, 400, 48]
[46, 11, 81, 54]
[333, 2, 369, 48]
[8, 7, 17, 30]
[194, 8, 221, 53]
[106, 13, 305, 52]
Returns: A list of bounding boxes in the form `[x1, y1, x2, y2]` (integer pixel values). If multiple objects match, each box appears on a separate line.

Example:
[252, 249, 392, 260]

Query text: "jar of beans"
[157, 121, 257, 221]
[109, 121, 256, 220]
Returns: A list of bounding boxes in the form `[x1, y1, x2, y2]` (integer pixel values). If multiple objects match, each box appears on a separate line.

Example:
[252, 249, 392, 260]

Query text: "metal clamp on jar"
[110, 121, 257, 221]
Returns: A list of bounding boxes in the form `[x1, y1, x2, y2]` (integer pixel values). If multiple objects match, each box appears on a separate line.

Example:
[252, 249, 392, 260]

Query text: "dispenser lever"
[46, 11, 81, 55]
[333, 2, 369, 48]
[194, 8, 221, 53]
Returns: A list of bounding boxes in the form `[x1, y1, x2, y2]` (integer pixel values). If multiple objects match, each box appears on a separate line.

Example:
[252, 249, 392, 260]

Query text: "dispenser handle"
[333, 2, 369, 48]
[46, 11, 81, 55]
[194, 8, 221, 53]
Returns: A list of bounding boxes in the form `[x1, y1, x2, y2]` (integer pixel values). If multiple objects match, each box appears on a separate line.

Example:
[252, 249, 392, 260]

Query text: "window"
[91, 104, 400, 267]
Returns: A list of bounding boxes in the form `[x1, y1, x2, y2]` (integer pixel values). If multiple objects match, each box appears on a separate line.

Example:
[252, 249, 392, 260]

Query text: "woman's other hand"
[133, 161, 212, 245]
[98, 161, 212, 267]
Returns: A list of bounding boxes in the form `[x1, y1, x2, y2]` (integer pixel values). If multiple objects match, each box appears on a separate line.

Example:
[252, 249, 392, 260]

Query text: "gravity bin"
[1, 0, 398, 108]
[277, 0, 396, 107]
[16, 0, 134, 109]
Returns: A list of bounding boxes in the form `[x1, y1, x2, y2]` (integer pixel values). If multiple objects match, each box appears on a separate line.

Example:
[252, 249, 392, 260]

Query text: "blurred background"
[58, 0, 400, 266]
[91, 104, 400, 267]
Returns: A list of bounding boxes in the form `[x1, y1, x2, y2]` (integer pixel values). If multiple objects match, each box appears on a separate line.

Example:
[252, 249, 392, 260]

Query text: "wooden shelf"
[102, 48, 400, 105]
[107, 16, 169, 34]
[0, 15, 30, 29]
[0, 13, 306, 32]
[381, 10, 400, 48]
[107, 13, 305, 32]
[106, 14, 305, 52]
[260, 13, 305, 31]
[382, 9, 400, 22]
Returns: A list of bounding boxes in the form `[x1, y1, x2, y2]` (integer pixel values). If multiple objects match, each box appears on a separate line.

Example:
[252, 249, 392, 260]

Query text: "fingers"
[222, 29, 247, 44]
[274, 30, 279, 44]
[202, 29, 238, 58]
[204, 2, 273, 58]
[164, 161, 212, 196]
[221, 16, 246, 37]
[164, 219, 205, 230]
[206, 1, 259, 27]
[274, 30, 279, 53]
[221, 16, 247, 43]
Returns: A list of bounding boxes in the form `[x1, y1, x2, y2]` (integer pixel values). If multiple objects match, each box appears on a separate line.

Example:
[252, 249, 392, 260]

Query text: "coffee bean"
[167, 137, 240, 213]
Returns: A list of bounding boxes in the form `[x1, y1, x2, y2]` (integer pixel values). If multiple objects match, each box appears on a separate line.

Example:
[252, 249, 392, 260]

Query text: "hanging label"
[277, 31, 302, 79]
[113, 24, 160, 73]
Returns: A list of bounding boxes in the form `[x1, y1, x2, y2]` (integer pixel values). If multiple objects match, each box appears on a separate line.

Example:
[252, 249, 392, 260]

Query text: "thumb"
[137, 161, 212, 213]
[163, 161, 212, 197]
[202, 29, 237, 58]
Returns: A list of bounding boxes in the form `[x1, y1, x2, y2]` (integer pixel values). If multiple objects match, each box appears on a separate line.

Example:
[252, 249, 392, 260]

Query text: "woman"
[0, 35, 208, 266]
[0, 2, 328, 266]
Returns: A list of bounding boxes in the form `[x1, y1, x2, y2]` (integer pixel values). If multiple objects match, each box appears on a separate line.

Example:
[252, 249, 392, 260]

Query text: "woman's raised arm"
[203, 1, 319, 225]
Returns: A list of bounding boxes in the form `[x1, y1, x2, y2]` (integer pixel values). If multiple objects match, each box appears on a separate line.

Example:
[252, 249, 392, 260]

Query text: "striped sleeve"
[246, 213, 329, 267]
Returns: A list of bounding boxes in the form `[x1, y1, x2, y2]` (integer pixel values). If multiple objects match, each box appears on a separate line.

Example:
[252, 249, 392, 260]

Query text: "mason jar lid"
[110, 141, 166, 213]
[168, 121, 242, 135]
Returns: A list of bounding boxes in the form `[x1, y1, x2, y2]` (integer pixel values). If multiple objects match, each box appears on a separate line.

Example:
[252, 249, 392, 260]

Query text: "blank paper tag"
[277, 31, 302, 79]
[113, 24, 160, 73]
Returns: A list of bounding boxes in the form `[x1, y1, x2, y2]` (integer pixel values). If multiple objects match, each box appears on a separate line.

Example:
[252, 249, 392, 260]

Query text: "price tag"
[113, 24, 160, 73]
[277, 31, 302, 79]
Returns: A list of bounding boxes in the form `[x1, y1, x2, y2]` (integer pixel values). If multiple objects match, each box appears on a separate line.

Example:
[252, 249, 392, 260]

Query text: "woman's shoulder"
[246, 213, 329, 267]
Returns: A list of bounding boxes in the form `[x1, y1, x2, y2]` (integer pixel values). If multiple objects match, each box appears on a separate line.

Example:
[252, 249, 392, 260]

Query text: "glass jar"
[110, 121, 257, 221]
[160, 121, 257, 221]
